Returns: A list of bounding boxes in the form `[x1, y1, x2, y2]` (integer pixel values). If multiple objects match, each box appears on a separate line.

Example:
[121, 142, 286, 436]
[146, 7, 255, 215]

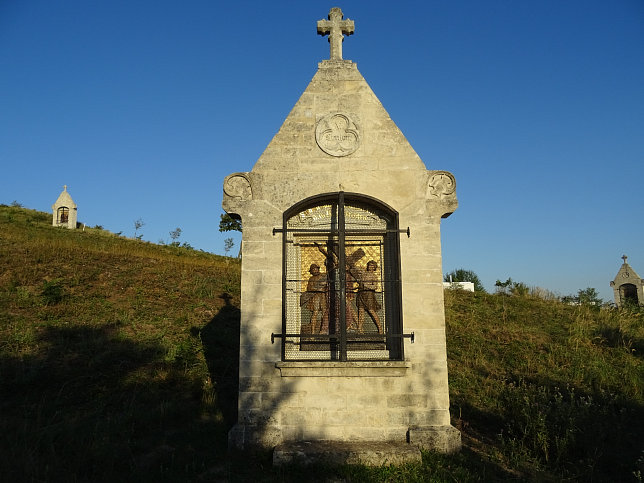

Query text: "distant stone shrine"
[52, 185, 77, 229]
[223, 8, 461, 461]
[610, 255, 644, 308]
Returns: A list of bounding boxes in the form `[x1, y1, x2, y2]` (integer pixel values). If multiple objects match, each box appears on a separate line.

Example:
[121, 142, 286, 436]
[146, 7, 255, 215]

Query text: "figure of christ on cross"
[317, 7, 354, 60]
[313, 242, 362, 334]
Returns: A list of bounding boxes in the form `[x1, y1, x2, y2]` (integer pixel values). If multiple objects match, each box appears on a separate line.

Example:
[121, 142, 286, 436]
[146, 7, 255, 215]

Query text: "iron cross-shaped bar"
[317, 7, 354, 60]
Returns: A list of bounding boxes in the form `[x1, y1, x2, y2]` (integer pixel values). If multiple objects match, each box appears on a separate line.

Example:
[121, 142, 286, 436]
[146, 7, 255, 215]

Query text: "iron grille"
[276, 192, 407, 361]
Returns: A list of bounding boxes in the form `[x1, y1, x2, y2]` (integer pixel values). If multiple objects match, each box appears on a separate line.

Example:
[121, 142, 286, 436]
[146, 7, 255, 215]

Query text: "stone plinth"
[273, 441, 422, 466]
[407, 425, 462, 454]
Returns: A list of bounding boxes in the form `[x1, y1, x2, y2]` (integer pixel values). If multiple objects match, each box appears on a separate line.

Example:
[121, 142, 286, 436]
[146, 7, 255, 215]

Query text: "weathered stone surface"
[273, 441, 422, 466]
[228, 423, 282, 451]
[407, 425, 462, 454]
[275, 360, 410, 377]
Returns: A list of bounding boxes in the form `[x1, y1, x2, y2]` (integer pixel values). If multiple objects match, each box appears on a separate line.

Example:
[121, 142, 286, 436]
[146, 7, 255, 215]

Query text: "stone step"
[273, 441, 422, 467]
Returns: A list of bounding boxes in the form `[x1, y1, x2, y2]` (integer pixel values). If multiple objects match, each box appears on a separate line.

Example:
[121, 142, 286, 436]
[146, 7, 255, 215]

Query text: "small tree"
[169, 227, 182, 247]
[219, 213, 242, 258]
[224, 237, 234, 256]
[562, 287, 603, 308]
[219, 213, 241, 232]
[444, 268, 486, 292]
[495, 278, 513, 295]
[495, 277, 513, 318]
[134, 218, 145, 240]
[577, 287, 602, 306]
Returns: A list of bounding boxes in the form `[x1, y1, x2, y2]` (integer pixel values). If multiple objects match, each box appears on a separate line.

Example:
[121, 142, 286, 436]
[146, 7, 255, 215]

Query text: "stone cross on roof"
[317, 7, 354, 60]
[622, 254, 628, 264]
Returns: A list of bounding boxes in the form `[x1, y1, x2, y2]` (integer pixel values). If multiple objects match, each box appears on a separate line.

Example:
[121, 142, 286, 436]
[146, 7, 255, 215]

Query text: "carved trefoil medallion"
[315, 113, 360, 157]
[427, 171, 456, 199]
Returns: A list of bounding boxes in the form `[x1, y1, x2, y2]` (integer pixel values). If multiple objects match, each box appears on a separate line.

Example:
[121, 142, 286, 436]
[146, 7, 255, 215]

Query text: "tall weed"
[499, 379, 637, 479]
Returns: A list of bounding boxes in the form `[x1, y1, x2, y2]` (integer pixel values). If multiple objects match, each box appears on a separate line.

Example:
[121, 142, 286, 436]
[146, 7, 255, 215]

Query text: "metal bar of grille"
[272, 332, 414, 342]
[338, 191, 347, 361]
[285, 279, 400, 283]
[274, 227, 409, 236]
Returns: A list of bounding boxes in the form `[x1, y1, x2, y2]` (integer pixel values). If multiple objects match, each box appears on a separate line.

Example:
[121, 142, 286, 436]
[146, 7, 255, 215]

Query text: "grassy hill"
[1, 205, 642, 482]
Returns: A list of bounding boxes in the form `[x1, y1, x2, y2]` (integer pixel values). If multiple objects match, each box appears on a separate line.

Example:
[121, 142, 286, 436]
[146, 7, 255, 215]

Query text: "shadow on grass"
[0, 297, 243, 482]
[452, 376, 644, 481]
[200, 292, 240, 431]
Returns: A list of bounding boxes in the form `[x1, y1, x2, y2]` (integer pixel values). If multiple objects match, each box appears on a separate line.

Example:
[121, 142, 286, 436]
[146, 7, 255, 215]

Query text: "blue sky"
[2, 1, 643, 301]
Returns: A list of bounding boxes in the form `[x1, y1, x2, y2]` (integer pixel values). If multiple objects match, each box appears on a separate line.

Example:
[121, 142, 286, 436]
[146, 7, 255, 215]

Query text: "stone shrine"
[52, 185, 77, 229]
[610, 255, 644, 308]
[223, 8, 461, 462]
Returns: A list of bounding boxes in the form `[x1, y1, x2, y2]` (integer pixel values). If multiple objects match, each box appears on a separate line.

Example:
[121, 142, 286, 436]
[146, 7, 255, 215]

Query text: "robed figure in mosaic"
[351, 260, 383, 334]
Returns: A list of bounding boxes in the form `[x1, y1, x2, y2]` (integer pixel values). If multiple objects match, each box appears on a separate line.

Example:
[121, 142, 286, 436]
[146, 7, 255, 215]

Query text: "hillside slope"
[445, 288, 643, 481]
[0, 206, 241, 481]
[0, 205, 642, 482]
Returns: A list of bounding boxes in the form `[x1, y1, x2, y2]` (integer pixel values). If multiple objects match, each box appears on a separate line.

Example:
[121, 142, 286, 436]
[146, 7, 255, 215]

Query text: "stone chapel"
[610, 255, 644, 308]
[52, 185, 77, 229]
[222, 8, 461, 463]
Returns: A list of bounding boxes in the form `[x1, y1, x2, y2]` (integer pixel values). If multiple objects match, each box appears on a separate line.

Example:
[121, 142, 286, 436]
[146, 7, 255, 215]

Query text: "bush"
[562, 287, 603, 308]
[444, 268, 485, 292]
[41, 280, 64, 305]
[510, 281, 530, 297]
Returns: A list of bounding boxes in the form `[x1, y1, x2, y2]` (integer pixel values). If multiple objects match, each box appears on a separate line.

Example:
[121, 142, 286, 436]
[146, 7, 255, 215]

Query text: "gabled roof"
[612, 256, 642, 285]
[52, 185, 77, 209]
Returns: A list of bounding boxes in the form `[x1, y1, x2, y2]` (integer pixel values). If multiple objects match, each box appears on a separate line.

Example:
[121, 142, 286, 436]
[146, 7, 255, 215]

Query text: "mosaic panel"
[283, 199, 394, 360]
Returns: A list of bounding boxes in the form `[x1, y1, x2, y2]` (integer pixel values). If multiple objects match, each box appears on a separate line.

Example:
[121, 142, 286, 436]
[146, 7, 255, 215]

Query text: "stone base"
[228, 424, 282, 451]
[407, 425, 461, 454]
[273, 441, 422, 466]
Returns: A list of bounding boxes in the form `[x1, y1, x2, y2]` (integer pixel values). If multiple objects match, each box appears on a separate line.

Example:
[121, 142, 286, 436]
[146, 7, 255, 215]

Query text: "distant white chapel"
[52, 185, 77, 229]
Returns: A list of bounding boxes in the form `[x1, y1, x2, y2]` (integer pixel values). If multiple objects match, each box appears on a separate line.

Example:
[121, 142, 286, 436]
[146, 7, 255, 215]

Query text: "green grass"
[1, 205, 642, 481]
[445, 289, 643, 481]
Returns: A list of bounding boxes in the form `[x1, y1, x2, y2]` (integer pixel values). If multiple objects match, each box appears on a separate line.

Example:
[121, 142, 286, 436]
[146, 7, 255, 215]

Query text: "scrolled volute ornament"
[223, 173, 253, 201]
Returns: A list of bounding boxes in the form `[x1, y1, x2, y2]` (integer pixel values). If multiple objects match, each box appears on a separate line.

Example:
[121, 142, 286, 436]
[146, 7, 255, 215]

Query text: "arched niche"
[280, 192, 404, 361]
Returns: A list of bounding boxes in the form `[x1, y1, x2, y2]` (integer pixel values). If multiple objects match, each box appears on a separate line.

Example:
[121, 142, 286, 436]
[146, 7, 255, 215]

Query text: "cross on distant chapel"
[317, 7, 354, 60]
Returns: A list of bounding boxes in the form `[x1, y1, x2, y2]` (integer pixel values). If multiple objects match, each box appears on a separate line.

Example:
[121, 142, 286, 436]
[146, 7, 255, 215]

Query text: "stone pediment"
[253, 59, 425, 175]
[223, 59, 457, 218]
[52, 185, 77, 210]
[611, 258, 642, 286]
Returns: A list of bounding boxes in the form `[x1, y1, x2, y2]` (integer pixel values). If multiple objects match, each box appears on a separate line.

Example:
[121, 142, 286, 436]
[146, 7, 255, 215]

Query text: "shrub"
[562, 287, 603, 308]
[41, 280, 64, 305]
[510, 281, 530, 297]
[444, 268, 485, 292]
